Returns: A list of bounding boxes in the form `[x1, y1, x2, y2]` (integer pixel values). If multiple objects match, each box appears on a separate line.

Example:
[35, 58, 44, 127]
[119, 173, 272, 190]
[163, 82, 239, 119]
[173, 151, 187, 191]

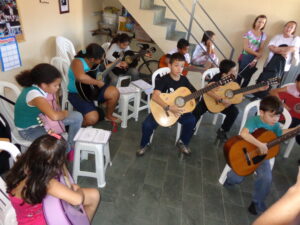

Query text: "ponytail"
[15, 63, 62, 87]
[75, 43, 105, 60]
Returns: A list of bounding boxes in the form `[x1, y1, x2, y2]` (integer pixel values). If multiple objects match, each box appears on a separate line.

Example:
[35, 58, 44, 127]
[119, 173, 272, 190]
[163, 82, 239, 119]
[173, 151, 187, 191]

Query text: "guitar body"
[75, 64, 100, 102]
[279, 92, 300, 119]
[224, 128, 280, 176]
[203, 82, 241, 113]
[150, 87, 196, 127]
[38, 93, 65, 134]
[43, 172, 90, 225]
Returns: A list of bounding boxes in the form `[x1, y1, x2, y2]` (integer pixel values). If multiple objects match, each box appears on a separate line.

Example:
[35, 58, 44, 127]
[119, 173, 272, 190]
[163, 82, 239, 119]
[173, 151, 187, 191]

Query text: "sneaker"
[136, 145, 150, 157]
[216, 128, 228, 140]
[176, 140, 191, 156]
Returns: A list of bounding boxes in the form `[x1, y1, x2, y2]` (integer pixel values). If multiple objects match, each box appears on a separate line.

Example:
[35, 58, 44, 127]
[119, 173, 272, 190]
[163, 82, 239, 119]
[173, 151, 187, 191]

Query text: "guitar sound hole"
[175, 97, 185, 107]
[225, 89, 234, 98]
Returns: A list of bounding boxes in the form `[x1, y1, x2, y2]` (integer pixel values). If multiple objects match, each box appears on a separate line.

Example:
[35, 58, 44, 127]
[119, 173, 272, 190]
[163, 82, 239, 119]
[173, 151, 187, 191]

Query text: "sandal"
[104, 117, 122, 124]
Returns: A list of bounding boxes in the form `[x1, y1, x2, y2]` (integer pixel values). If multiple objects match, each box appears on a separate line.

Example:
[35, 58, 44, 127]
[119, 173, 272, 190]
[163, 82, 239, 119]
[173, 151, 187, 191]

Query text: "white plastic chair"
[50, 56, 73, 111]
[280, 83, 297, 158]
[0, 141, 20, 225]
[175, 67, 223, 143]
[218, 99, 292, 184]
[0, 81, 31, 152]
[55, 36, 76, 65]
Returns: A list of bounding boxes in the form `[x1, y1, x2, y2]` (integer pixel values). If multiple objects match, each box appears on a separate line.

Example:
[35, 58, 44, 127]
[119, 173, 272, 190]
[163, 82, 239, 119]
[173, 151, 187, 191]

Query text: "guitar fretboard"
[267, 126, 300, 148]
[183, 82, 220, 102]
[232, 82, 267, 95]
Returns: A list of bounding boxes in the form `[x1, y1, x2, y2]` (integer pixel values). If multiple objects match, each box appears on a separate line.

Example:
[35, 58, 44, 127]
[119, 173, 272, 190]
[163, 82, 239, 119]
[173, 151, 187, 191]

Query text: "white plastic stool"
[117, 90, 139, 128]
[72, 141, 112, 188]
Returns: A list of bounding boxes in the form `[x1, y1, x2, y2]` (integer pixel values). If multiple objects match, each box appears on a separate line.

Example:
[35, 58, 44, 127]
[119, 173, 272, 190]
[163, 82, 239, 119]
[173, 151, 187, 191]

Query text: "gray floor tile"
[158, 205, 181, 225]
[144, 158, 167, 187]
[184, 165, 202, 196]
[160, 174, 183, 208]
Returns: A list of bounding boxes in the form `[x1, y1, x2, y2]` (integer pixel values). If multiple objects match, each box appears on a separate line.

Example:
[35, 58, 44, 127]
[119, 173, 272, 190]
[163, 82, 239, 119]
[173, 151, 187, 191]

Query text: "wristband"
[218, 99, 223, 103]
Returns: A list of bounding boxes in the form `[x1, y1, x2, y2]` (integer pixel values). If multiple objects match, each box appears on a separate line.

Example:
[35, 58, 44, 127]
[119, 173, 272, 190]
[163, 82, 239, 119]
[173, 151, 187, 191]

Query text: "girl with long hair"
[6, 135, 100, 224]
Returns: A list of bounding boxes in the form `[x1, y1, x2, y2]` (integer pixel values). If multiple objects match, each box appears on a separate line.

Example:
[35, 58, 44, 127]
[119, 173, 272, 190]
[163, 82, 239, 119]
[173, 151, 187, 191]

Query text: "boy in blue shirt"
[224, 95, 294, 215]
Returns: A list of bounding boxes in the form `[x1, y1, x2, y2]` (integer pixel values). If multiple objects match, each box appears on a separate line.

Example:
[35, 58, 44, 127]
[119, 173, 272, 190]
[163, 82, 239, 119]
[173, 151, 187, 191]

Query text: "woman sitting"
[68, 43, 121, 126]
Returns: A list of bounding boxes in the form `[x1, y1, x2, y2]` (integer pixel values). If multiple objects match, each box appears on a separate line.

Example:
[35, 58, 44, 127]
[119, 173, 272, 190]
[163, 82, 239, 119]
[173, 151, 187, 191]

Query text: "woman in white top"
[267, 21, 300, 84]
[192, 30, 219, 70]
[106, 33, 139, 85]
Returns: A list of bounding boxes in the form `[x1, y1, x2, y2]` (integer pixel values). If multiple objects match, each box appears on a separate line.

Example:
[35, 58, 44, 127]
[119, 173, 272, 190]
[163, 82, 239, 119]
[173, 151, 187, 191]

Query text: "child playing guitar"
[224, 96, 297, 215]
[270, 73, 300, 146]
[137, 53, 196, 157]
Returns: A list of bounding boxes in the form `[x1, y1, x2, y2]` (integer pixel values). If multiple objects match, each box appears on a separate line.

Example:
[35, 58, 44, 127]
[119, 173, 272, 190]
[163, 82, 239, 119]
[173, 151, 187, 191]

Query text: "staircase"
[118, 0, 234, 60]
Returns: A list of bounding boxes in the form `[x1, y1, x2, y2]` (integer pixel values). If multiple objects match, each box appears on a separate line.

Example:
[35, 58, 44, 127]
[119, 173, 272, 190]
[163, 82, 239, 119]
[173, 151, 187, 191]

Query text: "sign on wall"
[0, 0, 24, 41]
[0, 36, 22, 71]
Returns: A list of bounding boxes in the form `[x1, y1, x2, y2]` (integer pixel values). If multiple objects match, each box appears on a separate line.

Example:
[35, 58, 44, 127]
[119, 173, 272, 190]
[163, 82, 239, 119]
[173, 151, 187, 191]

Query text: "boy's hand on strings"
[258, 142, 268, 154]
[169, 105, 184, 117]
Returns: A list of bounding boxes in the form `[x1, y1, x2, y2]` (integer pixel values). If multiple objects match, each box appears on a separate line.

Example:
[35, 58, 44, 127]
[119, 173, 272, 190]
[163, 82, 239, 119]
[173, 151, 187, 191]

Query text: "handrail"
[161, 0, 234, 61]
[196, 1, 235, 59]
[178, 0, 226, 61]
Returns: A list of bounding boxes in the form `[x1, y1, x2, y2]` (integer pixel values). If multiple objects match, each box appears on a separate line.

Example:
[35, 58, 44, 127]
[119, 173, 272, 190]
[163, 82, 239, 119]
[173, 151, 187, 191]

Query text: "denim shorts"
[68, 85, 108, 115]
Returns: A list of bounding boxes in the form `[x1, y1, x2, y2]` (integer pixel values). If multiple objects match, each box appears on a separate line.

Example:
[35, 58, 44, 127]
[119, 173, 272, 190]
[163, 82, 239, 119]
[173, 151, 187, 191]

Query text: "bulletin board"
[0, 0, 24, 42]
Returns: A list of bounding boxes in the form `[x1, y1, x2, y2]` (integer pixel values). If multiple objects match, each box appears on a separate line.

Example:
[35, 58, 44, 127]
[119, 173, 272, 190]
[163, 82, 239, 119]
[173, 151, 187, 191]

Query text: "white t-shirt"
[267, 34, 300, 71]
[105, 43, 130, 62]
[168, 48, 191, 64]
[26, 86, 47, 107]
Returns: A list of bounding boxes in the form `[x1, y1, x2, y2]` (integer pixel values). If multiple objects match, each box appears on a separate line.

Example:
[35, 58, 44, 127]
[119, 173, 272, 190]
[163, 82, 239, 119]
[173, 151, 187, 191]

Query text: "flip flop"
[104, 117, 122, 124]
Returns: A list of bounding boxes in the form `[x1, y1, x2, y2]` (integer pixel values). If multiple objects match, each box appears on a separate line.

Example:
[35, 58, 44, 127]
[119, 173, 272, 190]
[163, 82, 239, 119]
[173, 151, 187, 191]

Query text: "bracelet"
[218, 99, 223, 103]
[164, 105, 170, 111]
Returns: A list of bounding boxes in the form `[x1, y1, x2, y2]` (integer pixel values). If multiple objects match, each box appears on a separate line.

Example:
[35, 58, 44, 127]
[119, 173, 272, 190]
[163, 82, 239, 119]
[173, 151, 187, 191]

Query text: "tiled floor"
[76, 100, 300, 225]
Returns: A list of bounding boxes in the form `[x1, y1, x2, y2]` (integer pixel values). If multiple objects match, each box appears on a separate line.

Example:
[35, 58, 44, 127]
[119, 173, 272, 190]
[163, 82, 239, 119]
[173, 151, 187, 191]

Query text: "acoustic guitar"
[75, 54, 123, 102]
[150, 75, 234, 127]
[279, 92, 300, 119]
[43, 167, 90, 225]
[203, 77, 280, 113]
[224, 126, 300, 176]
[112, 47, 156, 75]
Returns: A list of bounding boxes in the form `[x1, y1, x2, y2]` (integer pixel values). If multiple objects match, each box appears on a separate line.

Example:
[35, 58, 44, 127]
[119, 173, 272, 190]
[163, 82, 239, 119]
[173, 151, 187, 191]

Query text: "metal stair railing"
[161, 0, 234, 62]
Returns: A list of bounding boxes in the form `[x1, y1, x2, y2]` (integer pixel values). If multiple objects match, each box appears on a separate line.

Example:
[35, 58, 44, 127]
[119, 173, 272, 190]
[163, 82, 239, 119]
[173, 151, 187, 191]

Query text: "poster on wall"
[0, 0, 24, 41]
[59, 0, 69, 14]
[0, 36, 22, 72]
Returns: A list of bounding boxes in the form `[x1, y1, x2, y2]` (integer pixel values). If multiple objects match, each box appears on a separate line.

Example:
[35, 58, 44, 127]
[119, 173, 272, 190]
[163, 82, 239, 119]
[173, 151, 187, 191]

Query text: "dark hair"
[201, 30, 215, 45]
[284, 21, 297, 35]
[6, 135, 67, 204]
[260, 95, 284, 114]
[165, 53, 171, 59]
[252, 15, 267, 30]
[169, 52, 186, 64]
[75, 43, 105, 60]
[109, 33, 131, 49]
[219, 59, 236, 74]
[296, 74, 300, 82]
[177, 38, 189, 49]
[15, 63, 62, 87]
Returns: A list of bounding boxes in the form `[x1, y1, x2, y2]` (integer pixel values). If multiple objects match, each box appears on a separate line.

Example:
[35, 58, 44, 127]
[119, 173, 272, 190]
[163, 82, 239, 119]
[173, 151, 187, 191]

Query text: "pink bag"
[38, 93, 66, 134]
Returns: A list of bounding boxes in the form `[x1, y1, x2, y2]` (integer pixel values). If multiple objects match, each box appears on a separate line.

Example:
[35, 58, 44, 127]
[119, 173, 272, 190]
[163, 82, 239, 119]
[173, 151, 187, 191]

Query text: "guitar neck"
[101, 57, 122, 78]
[267, 126, 300, 148]
[183, 82, 221, 102]
[232, 82, 266, 95]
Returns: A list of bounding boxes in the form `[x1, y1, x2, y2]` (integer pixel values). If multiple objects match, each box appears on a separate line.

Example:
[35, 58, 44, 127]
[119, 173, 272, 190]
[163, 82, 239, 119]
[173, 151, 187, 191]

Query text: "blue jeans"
[19, 111, 83, 152]
[140, 113, 196, 148]
[226, 160, 272, 212]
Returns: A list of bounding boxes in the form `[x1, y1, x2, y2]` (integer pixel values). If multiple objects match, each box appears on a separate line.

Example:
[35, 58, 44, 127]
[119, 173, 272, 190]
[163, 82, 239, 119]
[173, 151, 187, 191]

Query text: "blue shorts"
[68, 85, 108, 115]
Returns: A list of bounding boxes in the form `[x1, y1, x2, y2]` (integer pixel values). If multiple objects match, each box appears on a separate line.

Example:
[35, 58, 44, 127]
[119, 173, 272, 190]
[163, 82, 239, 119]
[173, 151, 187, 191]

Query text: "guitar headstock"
[218, 74, 235, 86]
